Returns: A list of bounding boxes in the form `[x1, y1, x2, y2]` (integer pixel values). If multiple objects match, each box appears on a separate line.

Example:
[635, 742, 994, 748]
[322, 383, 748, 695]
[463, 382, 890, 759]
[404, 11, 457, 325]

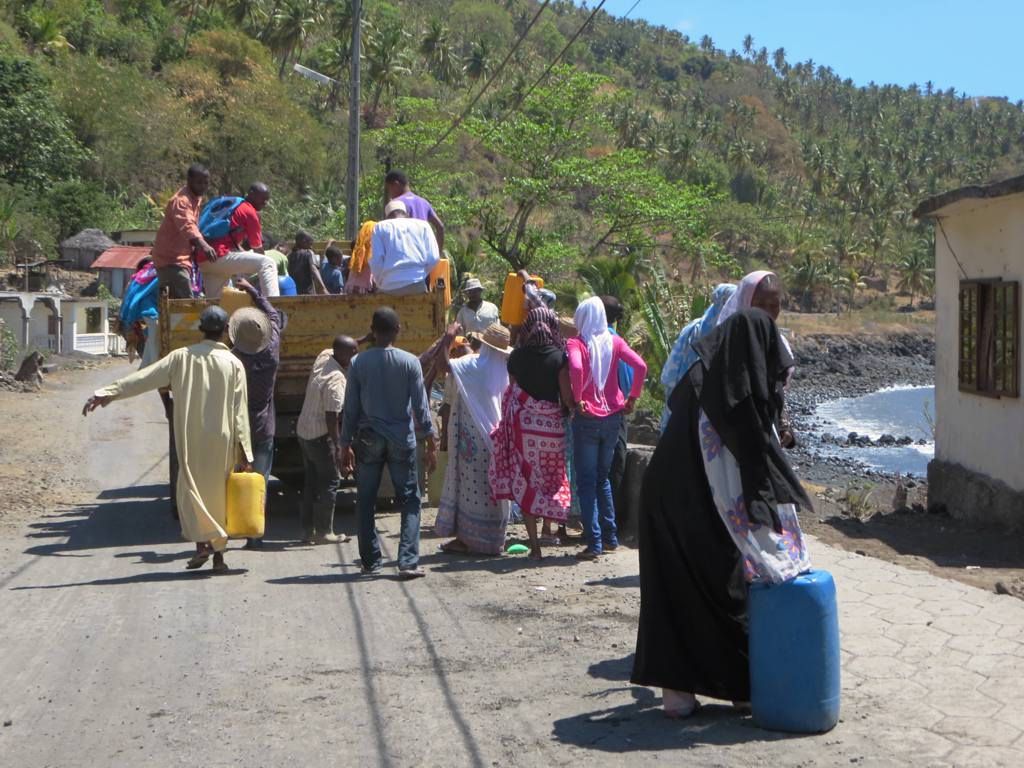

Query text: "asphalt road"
[5, 362, 1019, 767]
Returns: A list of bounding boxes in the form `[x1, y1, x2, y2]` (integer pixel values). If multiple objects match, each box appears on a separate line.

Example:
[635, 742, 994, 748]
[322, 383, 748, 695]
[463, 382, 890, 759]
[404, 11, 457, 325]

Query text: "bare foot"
[528, 547, 543, 561]
[440, 539, 470, 554]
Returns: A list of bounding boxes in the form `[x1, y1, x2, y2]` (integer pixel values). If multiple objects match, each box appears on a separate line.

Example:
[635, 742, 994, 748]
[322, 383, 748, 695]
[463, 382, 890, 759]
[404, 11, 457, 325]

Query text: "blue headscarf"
[659, 283, 737, 431]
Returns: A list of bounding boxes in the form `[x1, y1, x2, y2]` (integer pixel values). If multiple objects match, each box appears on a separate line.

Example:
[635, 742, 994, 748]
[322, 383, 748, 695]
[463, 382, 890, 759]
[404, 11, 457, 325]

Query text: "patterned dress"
[490, 384, 572, 522]
[435, 394, 510, 554]
[699, 409, 810, 583]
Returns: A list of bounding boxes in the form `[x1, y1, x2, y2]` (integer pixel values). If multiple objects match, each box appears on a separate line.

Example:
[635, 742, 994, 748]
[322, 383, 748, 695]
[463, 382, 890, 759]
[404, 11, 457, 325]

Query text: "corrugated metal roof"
[90, 245, 152, 270]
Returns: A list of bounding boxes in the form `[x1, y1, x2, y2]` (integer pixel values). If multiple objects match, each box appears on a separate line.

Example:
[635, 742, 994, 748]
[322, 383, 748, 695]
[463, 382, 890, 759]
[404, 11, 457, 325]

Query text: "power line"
[425, 0, 552, 156]
[479, 0, 608, 141]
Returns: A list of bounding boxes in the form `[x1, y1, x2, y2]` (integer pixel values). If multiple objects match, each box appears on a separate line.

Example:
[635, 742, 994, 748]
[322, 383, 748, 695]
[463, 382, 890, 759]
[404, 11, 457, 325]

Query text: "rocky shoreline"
[785, 329, 935, 485]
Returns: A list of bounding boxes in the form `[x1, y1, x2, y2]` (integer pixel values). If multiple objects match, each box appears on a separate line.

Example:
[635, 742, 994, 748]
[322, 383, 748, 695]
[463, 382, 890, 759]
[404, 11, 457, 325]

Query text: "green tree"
[420, 19, 459, 85]
[269, 0, 320, 79]
[0, 54, 86, 190]
[895, 247, 934, 309]
[365, 23, 411, 124]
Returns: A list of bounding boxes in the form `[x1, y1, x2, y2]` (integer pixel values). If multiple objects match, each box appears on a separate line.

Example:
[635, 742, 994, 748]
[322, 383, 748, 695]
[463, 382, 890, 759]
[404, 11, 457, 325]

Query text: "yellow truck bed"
[158, 289, 446, 484]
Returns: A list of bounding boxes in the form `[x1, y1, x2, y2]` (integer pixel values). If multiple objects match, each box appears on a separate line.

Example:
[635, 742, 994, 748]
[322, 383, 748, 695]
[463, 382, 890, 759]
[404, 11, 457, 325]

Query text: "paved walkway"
[810, 537, 1024, 766]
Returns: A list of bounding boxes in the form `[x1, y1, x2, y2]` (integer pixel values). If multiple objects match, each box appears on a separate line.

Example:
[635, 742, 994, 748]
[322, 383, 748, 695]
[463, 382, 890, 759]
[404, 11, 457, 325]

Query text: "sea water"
[813, 385, 935, 476]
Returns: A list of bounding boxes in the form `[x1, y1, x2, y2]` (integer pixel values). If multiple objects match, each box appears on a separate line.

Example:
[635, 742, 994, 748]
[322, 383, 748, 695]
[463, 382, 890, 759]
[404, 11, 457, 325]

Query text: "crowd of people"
[88, 161, 814, 715]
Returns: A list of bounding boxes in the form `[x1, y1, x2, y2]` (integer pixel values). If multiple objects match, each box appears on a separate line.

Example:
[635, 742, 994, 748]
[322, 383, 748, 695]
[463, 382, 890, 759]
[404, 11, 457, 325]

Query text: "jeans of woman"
[573, 411, 623, 554]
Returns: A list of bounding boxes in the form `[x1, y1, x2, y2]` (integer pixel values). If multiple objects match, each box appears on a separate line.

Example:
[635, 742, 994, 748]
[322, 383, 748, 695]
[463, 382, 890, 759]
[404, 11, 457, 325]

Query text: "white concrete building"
[0, 292, 123, 356]
[915, 174, 1024, 527]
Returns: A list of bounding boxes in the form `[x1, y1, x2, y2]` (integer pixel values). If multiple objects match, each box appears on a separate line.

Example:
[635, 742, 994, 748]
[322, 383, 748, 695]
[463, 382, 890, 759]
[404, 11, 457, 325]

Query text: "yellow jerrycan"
[225, 471, 266, 538]
[219, 286, 253, 317]
[428, 258, 452, 307]
[500, 272, 544, 326]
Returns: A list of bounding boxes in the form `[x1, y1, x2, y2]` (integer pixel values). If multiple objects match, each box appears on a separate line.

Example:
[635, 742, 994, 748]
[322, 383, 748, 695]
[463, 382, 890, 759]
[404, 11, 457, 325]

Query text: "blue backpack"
[198, 196, 244, 241]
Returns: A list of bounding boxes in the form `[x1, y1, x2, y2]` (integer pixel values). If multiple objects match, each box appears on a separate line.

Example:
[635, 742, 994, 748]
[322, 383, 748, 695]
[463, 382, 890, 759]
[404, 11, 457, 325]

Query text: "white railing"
[74, 333, 110, 355]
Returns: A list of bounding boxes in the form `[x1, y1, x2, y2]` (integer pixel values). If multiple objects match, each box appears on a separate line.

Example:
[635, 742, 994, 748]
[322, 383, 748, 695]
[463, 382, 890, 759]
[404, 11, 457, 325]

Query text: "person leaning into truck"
[340, 307, 438, 579]
[229, 278, 283, 551]
[369, 199, 441, 295]
[295, 335, 358, 545]
[201, 182, 280, 299]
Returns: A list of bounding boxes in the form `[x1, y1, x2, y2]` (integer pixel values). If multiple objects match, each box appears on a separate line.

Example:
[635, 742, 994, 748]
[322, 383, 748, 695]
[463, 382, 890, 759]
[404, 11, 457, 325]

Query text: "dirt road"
[1, 362, 1015, 767]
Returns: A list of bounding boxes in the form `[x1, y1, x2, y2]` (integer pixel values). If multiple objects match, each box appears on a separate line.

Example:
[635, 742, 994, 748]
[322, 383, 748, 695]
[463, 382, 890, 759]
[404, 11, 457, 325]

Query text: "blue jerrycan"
[748, 569, 841, 733]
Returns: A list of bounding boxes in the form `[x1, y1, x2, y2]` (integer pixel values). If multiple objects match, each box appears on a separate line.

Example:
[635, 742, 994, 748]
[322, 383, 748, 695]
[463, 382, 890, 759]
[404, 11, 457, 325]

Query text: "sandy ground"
[1, 361, 1022, 767]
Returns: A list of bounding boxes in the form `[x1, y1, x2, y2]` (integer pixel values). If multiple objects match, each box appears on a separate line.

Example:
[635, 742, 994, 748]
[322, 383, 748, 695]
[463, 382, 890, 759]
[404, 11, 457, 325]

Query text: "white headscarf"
[717, 270, 775, 327]
[573, 296, 615, 395]
[449, 345, 509, 447]
[717, 269, 795, 384]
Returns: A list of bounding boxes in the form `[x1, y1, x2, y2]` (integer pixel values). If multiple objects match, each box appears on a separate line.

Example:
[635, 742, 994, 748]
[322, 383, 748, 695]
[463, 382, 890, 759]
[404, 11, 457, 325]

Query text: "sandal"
[185, 554, 210, 570]
[575, 548, 600, 561]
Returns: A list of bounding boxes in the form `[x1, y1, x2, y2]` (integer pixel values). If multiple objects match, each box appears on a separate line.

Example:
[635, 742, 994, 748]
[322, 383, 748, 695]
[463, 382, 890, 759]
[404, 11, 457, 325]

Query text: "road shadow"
[585, 574, 640, 589]
[11, 568, 250, 589]
[822, 510, 1024, 569]
[551, 655, 811, 752]
[417, 550, 582, 575]
[97, 484, 169, 500]
[24, 498, 181, 556]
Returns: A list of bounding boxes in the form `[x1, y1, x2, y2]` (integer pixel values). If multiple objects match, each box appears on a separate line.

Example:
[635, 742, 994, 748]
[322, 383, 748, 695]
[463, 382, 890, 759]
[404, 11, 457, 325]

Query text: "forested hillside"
[3, 0, 1024, 341]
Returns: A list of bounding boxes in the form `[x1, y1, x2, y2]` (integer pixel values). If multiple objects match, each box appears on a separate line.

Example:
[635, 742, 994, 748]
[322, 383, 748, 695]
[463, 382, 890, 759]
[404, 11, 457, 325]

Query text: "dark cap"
[198, 305, 229, 333]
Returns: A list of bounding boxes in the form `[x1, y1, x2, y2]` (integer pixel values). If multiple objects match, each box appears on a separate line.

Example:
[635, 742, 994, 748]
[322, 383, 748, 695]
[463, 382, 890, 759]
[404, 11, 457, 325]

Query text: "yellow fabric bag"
[225, 471, 266, 538]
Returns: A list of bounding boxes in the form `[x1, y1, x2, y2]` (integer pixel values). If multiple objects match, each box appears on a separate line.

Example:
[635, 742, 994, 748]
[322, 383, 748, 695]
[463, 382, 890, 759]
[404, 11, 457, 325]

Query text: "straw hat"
[557, 315, 577, 339]
[229, 307, 273, 355]
[480, 323, 512, 355]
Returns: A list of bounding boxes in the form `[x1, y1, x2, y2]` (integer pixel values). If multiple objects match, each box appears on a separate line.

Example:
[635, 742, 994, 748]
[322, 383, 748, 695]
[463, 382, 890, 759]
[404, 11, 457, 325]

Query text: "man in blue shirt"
[320, 244, 345, 294]
[340, 307, 438, 579]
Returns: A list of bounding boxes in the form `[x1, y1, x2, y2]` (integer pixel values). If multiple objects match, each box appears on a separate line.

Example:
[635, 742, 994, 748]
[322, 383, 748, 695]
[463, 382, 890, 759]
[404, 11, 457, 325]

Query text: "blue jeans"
[573, 412, 623, 554]
[249, 438, 274, 544]
[354, 428, 421, 570]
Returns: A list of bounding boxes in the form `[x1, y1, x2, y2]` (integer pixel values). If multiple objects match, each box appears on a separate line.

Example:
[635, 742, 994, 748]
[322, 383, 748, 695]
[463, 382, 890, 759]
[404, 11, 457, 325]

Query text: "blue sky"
[586, 1, 1023, 102]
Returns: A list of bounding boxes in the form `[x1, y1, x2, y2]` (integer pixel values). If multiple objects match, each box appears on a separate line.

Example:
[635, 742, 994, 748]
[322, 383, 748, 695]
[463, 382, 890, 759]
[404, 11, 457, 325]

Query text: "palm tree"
[221, 0, 265, 32]
[463, 40, 492, 82]
[742, 33, 754, 58]
[895, 248, 934, 309]
[577, 253, 641, 322]
[773, 47, 788, 74]
[365, 24, 412, 123]
[787, 251, 828, 311]
[270, 0, 320, 79]
[420, 19, 460, 85]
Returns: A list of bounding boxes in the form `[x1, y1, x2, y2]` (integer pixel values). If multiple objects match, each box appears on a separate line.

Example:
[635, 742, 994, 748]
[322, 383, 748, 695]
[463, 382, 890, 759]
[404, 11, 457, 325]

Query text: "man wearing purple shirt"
[384, 169, 446, 253]
[229, 278, 283, 549]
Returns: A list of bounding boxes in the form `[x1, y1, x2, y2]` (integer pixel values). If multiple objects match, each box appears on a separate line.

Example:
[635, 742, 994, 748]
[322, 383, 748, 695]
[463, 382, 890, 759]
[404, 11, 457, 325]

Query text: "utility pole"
[345, 0, 362, 241]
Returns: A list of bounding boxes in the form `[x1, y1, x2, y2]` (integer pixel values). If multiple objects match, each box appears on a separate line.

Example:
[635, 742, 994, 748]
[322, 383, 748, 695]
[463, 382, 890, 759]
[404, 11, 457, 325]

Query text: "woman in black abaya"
[631, 307, 813, 718]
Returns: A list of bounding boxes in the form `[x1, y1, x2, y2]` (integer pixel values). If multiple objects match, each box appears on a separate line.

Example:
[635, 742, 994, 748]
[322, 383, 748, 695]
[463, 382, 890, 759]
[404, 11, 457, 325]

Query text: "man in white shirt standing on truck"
[369, 199, 441, 295]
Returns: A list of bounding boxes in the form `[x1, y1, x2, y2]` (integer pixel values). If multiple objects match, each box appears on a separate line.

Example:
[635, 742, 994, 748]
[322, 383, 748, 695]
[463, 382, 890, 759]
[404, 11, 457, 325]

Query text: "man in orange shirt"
[152, 164, 217, 299]
[201, 182, 280, 298]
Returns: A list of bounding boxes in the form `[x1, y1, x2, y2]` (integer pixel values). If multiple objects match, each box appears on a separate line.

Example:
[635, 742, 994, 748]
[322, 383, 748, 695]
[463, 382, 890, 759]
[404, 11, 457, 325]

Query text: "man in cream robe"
[84, 306, 253, 571]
